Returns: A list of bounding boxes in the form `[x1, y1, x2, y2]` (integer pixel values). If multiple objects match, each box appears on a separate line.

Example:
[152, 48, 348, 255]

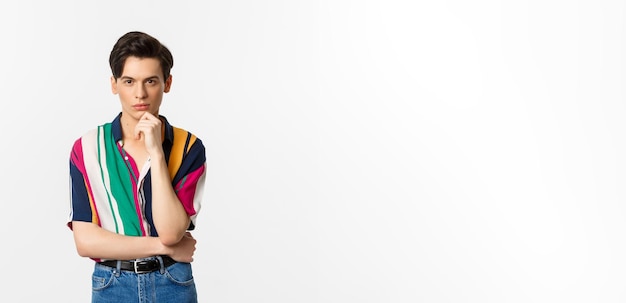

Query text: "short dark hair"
[109, 31, 174, 80]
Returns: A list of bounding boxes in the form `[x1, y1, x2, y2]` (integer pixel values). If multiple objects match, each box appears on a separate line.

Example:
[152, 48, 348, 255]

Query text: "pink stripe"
[175, 165, 206, 216]
[71, 139, 101, 226]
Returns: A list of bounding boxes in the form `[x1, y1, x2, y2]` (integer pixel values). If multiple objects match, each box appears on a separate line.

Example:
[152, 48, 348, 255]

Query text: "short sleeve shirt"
[68, 113, 206, 237]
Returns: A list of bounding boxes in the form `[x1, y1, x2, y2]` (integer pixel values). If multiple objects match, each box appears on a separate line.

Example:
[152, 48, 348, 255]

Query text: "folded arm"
[72, 221, 196, 262]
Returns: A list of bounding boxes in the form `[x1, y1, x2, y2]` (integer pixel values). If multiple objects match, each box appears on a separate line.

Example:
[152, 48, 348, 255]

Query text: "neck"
[120, 113, 141, 142]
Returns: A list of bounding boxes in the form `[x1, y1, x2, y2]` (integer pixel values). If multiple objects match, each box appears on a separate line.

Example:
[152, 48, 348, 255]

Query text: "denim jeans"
[91, 257, 197, 303]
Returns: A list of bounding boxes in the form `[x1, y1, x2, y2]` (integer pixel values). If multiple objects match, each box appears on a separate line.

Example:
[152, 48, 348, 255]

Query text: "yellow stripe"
[168, 127, 197, 180]
[85, 179, 99, 225]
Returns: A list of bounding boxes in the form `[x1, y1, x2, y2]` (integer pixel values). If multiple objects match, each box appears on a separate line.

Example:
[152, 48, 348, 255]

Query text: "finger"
[134, 124, 145, 140]
[141, 112, 158, 121]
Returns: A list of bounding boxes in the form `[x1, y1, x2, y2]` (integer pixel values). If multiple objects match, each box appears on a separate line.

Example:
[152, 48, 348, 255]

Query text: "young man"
[68, 31, 206, 303]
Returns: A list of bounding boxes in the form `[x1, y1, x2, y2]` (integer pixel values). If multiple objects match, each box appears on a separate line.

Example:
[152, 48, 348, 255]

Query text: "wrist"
[149, 236, 172, 256]
[148, 149, 165, 162]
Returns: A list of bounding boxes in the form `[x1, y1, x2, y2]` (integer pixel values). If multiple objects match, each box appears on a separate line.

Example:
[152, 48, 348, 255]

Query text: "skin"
[72, 56, 196, 262]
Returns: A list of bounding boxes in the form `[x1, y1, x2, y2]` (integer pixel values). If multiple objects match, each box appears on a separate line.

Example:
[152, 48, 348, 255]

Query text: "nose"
[135, 83, 147, 99]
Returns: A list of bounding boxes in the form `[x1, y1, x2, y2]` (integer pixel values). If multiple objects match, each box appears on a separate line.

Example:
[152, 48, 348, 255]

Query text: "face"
[111, 56, 172, 121]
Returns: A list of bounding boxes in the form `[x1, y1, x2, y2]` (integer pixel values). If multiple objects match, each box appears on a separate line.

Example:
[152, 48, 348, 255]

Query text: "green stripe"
[97, 126, 120, 234]
[102, 124, 142, 236]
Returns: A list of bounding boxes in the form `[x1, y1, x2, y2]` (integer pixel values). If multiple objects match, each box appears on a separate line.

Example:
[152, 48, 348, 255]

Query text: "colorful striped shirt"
[68, 113, 206, 238]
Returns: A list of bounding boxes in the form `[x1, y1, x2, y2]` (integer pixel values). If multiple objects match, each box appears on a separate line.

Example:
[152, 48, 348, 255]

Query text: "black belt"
[98, 256, 176, 273]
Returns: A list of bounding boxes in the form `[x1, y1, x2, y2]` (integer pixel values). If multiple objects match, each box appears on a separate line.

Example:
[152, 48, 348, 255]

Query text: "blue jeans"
[91, 258, 197, 303]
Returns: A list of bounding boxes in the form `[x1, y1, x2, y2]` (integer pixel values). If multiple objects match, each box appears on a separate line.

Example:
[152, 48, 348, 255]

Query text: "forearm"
[150, 153, 190, 245]
[72, 221, 171, 260]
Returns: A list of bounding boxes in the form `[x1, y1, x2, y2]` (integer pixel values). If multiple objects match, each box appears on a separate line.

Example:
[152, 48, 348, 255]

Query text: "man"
[68, 31, 206, 303]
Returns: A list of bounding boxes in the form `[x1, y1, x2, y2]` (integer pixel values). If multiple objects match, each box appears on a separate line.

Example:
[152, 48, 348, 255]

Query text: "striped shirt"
[68, 113, 206, 238]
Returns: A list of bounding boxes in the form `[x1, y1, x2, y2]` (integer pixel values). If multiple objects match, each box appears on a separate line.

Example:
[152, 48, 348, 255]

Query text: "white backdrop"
[2, 0, 626, 302]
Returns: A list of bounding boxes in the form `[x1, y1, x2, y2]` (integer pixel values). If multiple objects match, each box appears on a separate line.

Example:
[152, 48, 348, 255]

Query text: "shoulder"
[171, 126, 206, 159]
[70, 122, 113, 152]
[161, 116, 202, 142]
[172, 126, 203, 141]
[71, 128, 97, 147]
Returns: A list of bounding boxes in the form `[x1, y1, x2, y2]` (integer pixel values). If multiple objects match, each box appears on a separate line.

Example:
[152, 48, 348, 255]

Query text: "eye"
[146, 79, 157, 85]
[124, 79, 133, 85]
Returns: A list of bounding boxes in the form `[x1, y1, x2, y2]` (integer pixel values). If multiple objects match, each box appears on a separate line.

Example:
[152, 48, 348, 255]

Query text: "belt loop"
[115, 260, 122, 277]
[156, 255, 165, 274]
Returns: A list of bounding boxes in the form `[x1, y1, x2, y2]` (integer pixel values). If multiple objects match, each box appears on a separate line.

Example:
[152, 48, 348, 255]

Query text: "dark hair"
[109, 31, 174, 80]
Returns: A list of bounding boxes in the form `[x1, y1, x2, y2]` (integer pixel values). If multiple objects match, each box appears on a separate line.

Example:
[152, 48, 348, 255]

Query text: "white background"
[1, 0, 626, 302]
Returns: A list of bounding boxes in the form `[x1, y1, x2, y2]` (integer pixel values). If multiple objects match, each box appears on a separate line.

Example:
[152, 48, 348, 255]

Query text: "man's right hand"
[167, 232, 197, 263]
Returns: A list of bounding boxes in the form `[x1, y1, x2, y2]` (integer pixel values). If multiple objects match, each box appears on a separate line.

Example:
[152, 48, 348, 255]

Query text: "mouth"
[133, 104, 150, 111]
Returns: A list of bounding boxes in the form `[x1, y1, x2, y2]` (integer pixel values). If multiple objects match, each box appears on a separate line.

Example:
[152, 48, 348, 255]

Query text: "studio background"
[1, 1, 625, 302]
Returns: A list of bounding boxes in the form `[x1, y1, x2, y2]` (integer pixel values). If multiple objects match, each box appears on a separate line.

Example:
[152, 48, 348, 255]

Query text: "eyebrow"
[119, 75, 160, 81]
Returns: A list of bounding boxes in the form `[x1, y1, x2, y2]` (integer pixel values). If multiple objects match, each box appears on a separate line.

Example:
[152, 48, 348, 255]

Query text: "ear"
[110, 76, 118, 94]
[163, 75, 172, 93]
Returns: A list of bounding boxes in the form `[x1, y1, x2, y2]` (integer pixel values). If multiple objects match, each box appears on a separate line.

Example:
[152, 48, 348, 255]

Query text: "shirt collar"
[111, 112, 174, 145]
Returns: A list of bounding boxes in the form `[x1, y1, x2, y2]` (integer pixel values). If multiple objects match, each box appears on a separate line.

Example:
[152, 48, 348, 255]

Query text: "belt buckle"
[133, 260, 153, 274]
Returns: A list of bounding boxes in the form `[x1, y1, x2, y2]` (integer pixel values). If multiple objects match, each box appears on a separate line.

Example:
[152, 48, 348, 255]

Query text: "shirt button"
[124, 156, 129, 160]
